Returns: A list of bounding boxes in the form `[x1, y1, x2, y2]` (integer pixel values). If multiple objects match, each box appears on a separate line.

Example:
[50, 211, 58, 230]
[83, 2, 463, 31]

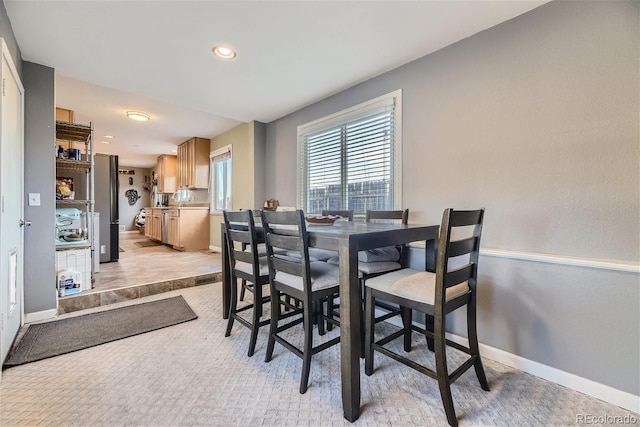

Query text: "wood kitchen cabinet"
[157, 154, 177, 194]
[166, 208, 209, 251]
[177, 137, 210, 189]
[146, 208, 164, 241]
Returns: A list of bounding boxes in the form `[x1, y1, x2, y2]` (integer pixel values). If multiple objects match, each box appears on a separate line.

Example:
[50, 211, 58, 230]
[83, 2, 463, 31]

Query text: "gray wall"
[23, 62, 56, 314]
[0, 0, 21, 78]
[265, 0, 639, 395]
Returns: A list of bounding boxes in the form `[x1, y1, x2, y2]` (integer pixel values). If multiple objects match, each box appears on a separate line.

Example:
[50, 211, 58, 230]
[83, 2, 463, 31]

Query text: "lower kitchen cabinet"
[167, 208, 209, 251]
[146, 208, 164, 242]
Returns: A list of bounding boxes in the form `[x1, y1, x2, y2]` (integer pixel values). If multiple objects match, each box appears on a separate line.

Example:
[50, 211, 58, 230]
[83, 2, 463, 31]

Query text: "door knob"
[20, 219, 32, 227]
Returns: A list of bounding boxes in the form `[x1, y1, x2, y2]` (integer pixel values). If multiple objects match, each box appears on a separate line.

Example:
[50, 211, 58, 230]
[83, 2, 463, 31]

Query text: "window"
[298, 90, 402, 217]
[210, 146, 232, 212]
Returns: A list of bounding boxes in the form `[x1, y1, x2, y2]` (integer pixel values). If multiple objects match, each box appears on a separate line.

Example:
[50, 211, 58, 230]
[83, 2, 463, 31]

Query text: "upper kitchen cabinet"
[177, 137, 210, 189]
[157, 154, 177, 194]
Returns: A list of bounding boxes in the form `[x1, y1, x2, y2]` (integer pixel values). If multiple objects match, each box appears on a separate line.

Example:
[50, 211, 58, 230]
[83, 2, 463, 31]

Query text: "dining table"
[220, 219, 439, 422]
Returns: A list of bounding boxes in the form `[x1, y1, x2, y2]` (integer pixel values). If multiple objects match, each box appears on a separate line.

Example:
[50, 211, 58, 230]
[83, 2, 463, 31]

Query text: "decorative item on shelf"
[305, 215, 341, 226]
[56, 177, 74, 200]
[263, 199, 279, 211]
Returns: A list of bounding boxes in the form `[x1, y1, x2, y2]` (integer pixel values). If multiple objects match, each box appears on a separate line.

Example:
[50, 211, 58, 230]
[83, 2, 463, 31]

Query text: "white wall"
[264, 0, 639, 404]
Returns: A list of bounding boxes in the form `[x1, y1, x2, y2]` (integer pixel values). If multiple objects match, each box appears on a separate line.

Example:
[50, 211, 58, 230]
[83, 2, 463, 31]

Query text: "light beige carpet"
[0, 283, 636, 426]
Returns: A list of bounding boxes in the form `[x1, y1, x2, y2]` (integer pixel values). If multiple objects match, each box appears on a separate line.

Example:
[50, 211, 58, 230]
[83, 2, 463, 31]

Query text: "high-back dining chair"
[364, 208, 489, 427]
[261, 209, 341, 394]
[223, 210, 271, 357]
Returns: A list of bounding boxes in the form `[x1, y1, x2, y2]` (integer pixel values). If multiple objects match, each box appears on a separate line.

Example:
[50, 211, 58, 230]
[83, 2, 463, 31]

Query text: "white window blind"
[210, 146, 232, 212]
[298, 90, 401, 217]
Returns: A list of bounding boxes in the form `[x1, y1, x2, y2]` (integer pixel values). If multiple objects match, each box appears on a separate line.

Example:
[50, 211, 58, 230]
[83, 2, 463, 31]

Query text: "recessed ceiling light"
[171, 149, 177, 153]
[103, 135, 114, 139]
[212, 45, 236, 59]
[101, 140, 111, 144]
[126, 111, 150, 121]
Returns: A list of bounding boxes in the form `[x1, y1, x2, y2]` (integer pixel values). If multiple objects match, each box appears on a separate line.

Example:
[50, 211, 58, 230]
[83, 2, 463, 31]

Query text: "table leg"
[221, 223, 231, 319]
[339, 237, 361, 422]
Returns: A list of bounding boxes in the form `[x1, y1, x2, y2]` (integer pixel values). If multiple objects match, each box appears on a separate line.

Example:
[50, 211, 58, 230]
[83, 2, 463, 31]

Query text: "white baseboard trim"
[24, 309, 57, 324]
[382, 315, 639, 413]
[209, 245, 222, 253]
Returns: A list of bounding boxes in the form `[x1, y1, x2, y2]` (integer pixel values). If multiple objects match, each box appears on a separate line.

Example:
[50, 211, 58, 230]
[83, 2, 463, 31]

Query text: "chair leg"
[364, 288, 375, 376]
[316, 300, 326, 336]
[468, 295, 490, 391]
[401, 306, 412, 352]
[425, 313, 435, 351]
[326, 296, 334, 331]
[264, 288, 280, 363]
[300, 299, 314, 394]
[435, 313, 457, 427]
[239, 279, 247, 301]
[225, 275, 238, 337]
[247, 283, 261, 357]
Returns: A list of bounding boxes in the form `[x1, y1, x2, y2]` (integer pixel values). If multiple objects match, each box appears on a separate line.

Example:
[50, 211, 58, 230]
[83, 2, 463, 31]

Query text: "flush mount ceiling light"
[212, 45, 236, 59]
[126, 111, 150, 121]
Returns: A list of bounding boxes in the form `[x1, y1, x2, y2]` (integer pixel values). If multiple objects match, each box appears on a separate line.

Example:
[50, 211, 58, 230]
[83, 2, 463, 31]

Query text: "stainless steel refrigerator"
[94, 154, 119, 263]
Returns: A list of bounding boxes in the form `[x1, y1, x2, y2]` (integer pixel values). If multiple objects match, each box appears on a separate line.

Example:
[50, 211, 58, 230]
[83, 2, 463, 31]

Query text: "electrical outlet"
[100, 245, 106, 254]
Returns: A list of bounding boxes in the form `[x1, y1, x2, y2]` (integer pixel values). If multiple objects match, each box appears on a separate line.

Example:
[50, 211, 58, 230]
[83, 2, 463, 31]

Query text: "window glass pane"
[211, 152, 232, 211]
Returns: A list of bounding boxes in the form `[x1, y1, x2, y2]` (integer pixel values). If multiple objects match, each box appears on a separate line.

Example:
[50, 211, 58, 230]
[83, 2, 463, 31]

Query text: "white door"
[0, 38, 25, 364]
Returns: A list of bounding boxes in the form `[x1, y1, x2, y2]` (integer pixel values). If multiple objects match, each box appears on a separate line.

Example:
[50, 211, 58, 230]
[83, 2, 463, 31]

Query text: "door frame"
[0, 36, 25, 367]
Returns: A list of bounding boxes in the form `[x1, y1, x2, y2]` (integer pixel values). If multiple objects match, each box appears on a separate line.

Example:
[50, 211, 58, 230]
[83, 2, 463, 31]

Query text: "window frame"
[296, 90, 402, 216]
[209, 145, 232, 213]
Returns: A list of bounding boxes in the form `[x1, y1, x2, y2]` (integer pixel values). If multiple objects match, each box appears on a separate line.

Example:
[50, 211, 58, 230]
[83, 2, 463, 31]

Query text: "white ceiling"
[5, 0, 548, 168]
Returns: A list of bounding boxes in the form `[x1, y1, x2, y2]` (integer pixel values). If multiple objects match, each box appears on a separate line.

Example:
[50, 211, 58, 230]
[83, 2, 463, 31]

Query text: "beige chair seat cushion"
[326, 257, 388, 277]
[358, 247, 400, 262]
[236, 257, 269, 277]
[275, 261, 339, 292]
[366, 268, 469, 305]
[286, 248, 337, 261]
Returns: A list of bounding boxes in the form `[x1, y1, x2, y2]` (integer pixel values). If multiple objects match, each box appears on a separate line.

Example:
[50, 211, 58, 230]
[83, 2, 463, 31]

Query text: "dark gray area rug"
[135, 240, 162, 248]
[3, 296, 197, 367]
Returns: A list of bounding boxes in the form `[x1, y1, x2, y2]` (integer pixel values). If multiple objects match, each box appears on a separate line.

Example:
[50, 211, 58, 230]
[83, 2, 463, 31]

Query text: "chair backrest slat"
[366, 209, 409, 224]
[267, 233, 302, 252]
[448, 209, 483, 228]
[444, 264, 474, 288]
[227, 229, 253, 245]
[448, 236, 478, 258]
[272, 255, 304, 276]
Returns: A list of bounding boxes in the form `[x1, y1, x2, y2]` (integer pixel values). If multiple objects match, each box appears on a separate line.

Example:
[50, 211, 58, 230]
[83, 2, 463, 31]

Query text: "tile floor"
[57, 232, 222, 314]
